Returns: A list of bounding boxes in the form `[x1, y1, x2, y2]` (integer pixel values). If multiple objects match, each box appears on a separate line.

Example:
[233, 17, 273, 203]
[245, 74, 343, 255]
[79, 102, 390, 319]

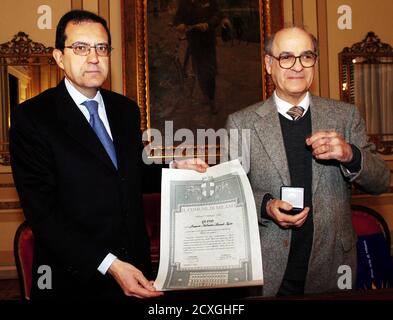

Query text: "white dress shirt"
[273, 91, 310, 120]
[64, 78, 117, 275]
[64, 78, 113, 139]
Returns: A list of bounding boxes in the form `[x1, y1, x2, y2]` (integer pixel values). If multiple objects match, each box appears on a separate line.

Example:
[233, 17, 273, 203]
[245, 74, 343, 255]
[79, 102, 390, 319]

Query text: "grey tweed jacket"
[226, 95, 390, 297]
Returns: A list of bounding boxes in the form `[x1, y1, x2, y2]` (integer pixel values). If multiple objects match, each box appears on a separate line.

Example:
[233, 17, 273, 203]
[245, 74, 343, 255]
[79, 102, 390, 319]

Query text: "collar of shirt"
[64, 78, 113, 139]
[273, 91, 310, 120]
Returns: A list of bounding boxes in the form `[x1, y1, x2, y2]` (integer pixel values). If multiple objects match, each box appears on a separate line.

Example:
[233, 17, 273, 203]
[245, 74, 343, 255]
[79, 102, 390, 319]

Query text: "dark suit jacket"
[10, 80, 161, 299]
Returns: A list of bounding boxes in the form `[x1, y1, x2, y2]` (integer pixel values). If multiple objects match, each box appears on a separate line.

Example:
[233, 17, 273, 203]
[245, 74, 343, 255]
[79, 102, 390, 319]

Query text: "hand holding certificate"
[154, 159, 263, 290]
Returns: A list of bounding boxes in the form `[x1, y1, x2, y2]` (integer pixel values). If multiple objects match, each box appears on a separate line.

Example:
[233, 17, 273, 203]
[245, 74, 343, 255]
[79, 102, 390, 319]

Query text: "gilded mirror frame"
[338, 31, 393, 156]
[0, 32, 58, 165]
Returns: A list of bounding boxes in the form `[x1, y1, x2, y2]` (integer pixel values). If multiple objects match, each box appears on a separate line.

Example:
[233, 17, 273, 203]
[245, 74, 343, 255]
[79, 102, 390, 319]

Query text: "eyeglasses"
[64, 42, 113, 57]
[269, 52, 317, 69]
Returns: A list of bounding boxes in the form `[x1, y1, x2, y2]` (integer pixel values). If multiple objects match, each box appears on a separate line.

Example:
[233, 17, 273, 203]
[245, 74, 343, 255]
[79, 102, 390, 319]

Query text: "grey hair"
[264, 25, 319, 55]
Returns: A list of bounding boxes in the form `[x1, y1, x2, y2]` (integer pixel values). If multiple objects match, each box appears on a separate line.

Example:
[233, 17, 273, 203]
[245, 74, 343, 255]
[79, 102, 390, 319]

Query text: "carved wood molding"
[339, 31, 393, 103]
[136, 0, 148, 132]
[0, 32, 55, 66]
[342, 32, 393, 56]
[261, 0, 282, 99]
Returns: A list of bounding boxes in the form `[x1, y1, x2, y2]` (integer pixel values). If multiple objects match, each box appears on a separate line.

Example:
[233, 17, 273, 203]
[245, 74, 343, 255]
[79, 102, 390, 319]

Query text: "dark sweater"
[277, 110, 314, 296]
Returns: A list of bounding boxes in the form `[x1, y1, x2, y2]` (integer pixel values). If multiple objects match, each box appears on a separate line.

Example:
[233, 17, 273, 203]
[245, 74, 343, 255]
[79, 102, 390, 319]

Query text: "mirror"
[339, 32, 393, 155]
[0, 32, 61, 165]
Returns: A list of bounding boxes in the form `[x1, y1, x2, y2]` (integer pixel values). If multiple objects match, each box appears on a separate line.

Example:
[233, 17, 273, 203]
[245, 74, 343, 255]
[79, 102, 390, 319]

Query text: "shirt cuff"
[342, 144, 361, 173]
[261, 193, 274, 220]
[97, 253, 117, 275]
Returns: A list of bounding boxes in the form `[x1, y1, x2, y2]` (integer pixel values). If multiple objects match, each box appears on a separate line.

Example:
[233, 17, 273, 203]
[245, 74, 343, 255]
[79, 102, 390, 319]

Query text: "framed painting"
[123, 0, 283, 160]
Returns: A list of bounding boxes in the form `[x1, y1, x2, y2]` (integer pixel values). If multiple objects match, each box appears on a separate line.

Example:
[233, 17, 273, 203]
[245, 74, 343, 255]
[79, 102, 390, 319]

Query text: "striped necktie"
[287, 106, 305, 120]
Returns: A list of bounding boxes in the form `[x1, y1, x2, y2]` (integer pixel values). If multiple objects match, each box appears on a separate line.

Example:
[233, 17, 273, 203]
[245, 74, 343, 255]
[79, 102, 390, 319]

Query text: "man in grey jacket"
[226, 26, 390, 297]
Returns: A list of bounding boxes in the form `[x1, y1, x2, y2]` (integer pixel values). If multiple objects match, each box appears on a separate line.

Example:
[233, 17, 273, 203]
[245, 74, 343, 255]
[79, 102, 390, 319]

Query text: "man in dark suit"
[10, 10, 207, 300]
[226, 26, 390, 297]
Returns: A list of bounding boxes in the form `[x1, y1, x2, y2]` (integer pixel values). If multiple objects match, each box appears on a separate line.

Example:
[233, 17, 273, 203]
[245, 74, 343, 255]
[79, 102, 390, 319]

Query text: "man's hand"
[306, 131, 353, 163]
[172, 158, 209, 173]
[108, 259, 163, 299]
[266, 198, 310, 228]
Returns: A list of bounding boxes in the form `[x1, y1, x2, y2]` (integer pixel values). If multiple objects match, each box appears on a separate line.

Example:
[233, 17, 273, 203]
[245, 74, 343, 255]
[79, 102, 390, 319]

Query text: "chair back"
[13, 221, 34, 300]
[351, 205, 393, 289]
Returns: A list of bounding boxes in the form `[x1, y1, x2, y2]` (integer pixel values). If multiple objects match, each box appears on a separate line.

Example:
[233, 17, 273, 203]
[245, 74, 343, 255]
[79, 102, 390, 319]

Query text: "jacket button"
[283, 240, 289, 247]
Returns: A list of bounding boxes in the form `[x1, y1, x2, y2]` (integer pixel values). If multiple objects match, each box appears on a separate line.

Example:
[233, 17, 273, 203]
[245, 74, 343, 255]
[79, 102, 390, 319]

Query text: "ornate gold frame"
[0, 32, 57, 166]
[338, 32, 393, 156]
[121, 0, 284, 161]
[122, 0, 281, 160]
[0, 32, 55, 66]
[339, 31, 393, 103]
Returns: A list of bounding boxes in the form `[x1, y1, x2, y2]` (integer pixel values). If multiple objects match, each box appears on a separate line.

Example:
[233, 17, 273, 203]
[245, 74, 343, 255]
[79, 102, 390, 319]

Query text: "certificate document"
[154, 159, 263, 290]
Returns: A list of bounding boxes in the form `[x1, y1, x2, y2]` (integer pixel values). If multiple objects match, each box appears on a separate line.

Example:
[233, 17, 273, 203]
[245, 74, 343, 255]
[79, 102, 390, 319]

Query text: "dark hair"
[265, 25, 318, 55]
[55, 10, 111, 51]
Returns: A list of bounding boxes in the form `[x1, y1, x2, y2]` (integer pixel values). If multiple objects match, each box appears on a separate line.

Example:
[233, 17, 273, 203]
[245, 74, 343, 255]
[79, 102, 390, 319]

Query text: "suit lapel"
[310, 95, 337, 194]
[253, 97, 291, 186]
[251, 94, 338, 194]
[55, 81, 117, 172]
